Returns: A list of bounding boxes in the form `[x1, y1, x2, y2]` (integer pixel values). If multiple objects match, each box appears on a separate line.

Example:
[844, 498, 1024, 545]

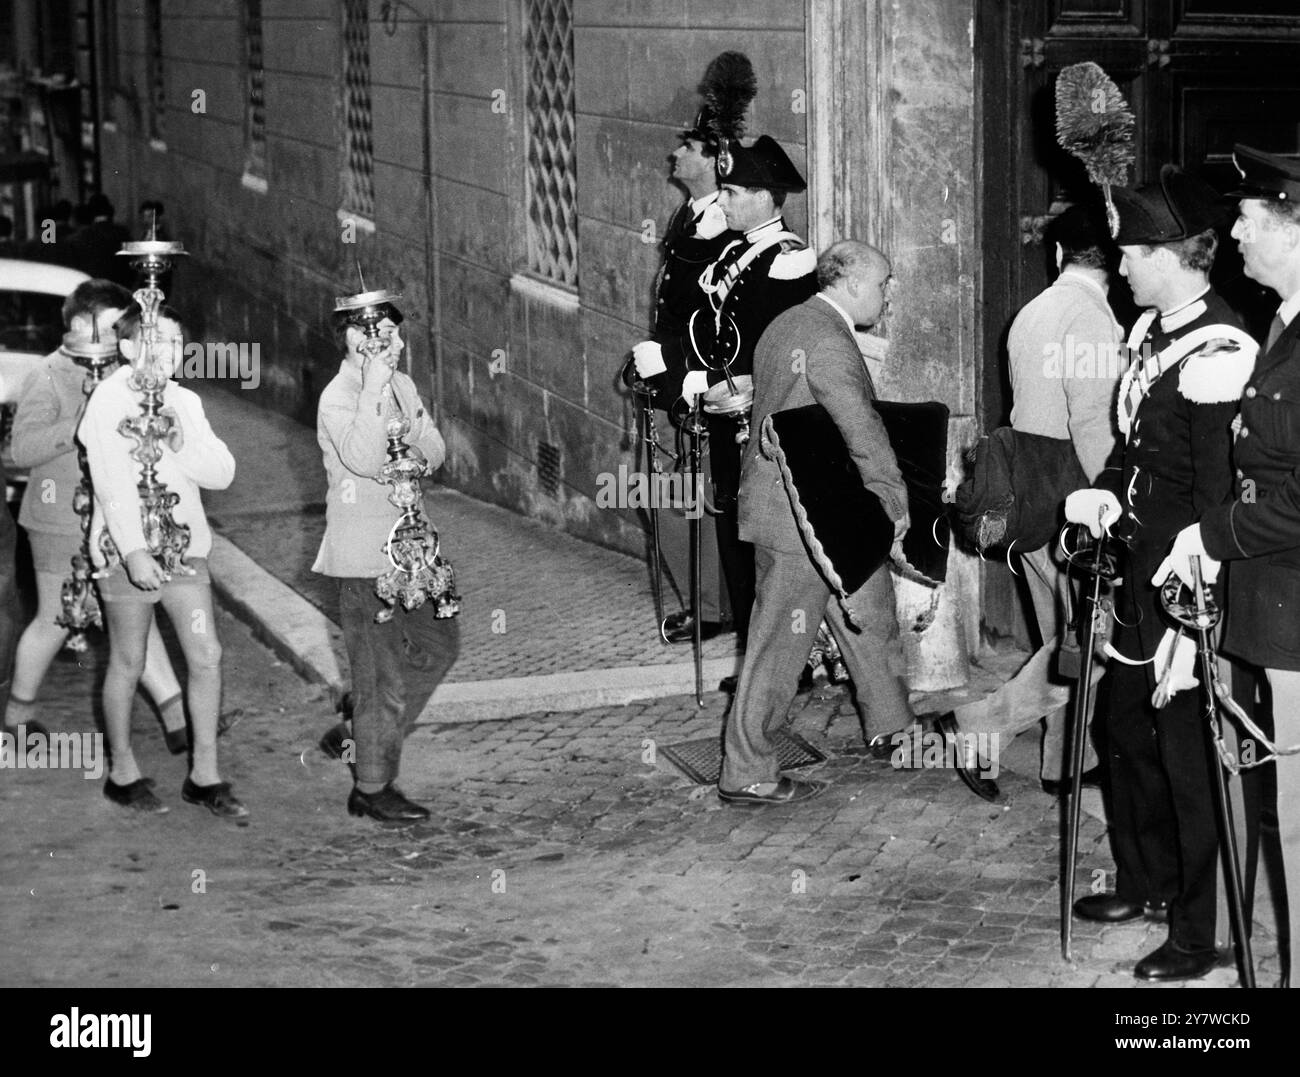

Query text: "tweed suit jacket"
[738, 295, 908, 554]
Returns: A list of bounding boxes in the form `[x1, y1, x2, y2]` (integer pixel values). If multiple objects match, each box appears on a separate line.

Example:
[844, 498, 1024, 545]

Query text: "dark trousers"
[707, 415, 754, 640]
[1106, 647, 1219, 951]
[337, 578, 460, 786]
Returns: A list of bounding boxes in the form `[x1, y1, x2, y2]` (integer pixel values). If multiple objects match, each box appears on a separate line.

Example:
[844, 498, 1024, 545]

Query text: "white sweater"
[78, 364, 235, 568]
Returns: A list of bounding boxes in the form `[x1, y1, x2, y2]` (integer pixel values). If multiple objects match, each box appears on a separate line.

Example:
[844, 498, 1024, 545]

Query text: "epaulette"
[1178, 328, 1258, 404]
[770, 242, 816, 280]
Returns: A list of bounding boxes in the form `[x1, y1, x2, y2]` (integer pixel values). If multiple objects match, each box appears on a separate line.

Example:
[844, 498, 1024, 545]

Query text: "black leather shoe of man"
[1073, 893, 1144, 922]
[661, 611, 723, 644]
[347, 783, 431, 822]
[717, 776, 825, 805]
[931, 712, 1001, 802]
[103, 777, 168, 814]
[1133, 939, 1220, 982]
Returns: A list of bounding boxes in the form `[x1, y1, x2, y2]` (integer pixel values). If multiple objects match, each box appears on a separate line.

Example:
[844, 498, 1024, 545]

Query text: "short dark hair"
[1144, 227, 1218, 273]
[1046, 203, 1110, 271]
[330, 302, 404, 350]
[86, 193, 114, 220]
[62, 279, 133, 329]
[114, 301, 186, 343]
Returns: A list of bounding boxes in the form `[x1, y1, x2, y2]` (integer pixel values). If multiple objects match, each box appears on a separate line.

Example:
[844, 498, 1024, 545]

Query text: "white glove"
[1151, 523, 1221, 587]
[695, 202, 727, 240]
[632, 340, 666, 379]
[1151, 628, 1199, 708]
[1064, 488, 1121, 538]
[681, 369, 710, 403]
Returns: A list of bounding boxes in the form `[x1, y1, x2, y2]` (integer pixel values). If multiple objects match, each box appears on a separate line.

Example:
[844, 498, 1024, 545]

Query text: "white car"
[0, 258, 91, 497]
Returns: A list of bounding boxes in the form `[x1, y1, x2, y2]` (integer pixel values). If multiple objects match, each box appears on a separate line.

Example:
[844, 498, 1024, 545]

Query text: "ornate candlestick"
[56, 324, 120, 650]
[334, 287, 460, 624]
[99, 237, 193, 577]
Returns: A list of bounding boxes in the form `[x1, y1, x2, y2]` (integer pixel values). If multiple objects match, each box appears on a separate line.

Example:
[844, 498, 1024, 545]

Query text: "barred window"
[242, 0, 266, 185]
[523, 0, 577, 288]
[340, 0, 374, 222]
[145, 0, 164, 144]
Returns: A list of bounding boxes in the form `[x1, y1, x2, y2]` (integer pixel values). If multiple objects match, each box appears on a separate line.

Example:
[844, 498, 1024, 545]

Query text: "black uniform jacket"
[1097, 290, 1254, 676]
[651, 196, 738, 343]
[656, 217, 817, 407]
[1202, 308, 1300, 669]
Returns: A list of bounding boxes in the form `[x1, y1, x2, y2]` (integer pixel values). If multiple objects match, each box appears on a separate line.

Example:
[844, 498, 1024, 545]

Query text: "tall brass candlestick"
[99, 238, 193, 577]
[56, 326, 119, 650]
[334, 287, 460, 624]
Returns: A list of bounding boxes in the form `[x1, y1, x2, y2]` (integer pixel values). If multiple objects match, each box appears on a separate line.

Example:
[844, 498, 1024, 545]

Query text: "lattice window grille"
[146, 0, 164, 142]
[524, 0, 577, 288]
[243, 0, 266, 181]
[341, 0, 375, 221]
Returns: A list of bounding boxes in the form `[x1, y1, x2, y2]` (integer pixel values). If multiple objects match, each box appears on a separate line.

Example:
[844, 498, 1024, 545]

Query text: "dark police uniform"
[1194, 143, 1300, 988]
[645, 192, 738, 630]
[652, 137, 817, 640]
[1098, 289, 1254, 957]
[1076, 165, 1257, 979]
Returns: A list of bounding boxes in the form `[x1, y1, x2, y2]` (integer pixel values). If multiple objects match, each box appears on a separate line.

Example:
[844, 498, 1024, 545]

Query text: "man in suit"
[1159, 144, 1300, 988]
[1065, 165, 1257, 980]
[639, 104, 741, 645]
[717, 241, 923, 804]
[993, 203, 1122, 793]
[632, 135, 817, 645]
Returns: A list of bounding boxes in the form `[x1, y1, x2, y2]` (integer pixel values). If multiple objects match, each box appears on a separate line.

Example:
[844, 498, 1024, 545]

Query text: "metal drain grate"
[537, 441, 561, 495]
[659, 731, 826, 786]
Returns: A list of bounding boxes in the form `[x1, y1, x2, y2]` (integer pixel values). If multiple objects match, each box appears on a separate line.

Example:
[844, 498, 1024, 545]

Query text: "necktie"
[1266, 313, 1286, 352]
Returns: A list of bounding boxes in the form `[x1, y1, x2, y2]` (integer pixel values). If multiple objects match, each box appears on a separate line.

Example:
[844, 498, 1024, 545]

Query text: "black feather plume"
[700, 51, 756, 147]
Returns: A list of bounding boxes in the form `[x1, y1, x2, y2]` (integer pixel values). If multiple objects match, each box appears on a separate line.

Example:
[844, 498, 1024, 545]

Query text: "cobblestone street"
[1, 605, 1281, 990]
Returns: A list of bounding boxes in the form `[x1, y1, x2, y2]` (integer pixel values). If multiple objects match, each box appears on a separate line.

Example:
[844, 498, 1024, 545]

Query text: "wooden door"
[978, 0, 1300, 634]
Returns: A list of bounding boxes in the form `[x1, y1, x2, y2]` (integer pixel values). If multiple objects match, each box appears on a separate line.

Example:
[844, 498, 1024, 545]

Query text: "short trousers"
[95, 557, 211, 605]
[28, 530, 83, 576]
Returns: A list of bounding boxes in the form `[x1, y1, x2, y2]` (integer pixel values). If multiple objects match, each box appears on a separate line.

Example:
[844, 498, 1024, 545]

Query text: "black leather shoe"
[1041, 765, 1103, 797]
[347, 783, 431, 822]
[932, 712, 1001, 802]
[182, 778, 249, 818]
[319, 721, 352, 759]
[661, 611, 723, 644]
[1074, 893, 1144, 922]
[1134, 939, 1220, 982]
[103, 777, 168, 814]
[867, 732, 899, 761]
[717, 776, 825, 805]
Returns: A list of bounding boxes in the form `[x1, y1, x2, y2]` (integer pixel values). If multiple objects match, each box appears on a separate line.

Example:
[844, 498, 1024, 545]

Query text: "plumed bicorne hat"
[1111, 164, 1231, 246]
[717, 134, 807, 194]
[680, 52, 756, 159]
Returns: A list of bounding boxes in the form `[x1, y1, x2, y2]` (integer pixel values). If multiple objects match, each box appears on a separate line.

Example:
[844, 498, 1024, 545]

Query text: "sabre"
[621, 356, 667, 625]
[687, 396, 705, 707]
[1186, 555, 1256, 988]
[1061, 519, 1114, 961]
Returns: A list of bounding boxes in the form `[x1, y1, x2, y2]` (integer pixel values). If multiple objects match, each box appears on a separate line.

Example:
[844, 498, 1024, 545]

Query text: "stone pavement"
[196, 384, 743, 720]
[0, 606, 1283, 989]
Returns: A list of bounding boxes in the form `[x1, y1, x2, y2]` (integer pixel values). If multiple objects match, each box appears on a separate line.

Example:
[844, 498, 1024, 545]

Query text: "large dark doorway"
[977, 0, 1300, 634]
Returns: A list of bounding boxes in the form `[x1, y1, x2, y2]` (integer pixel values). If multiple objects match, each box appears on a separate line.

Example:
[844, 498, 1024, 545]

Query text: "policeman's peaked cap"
[1228, 144, 1300, 204]
[1111, 164, 1230, 245]
[718, 135, 807, 194]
